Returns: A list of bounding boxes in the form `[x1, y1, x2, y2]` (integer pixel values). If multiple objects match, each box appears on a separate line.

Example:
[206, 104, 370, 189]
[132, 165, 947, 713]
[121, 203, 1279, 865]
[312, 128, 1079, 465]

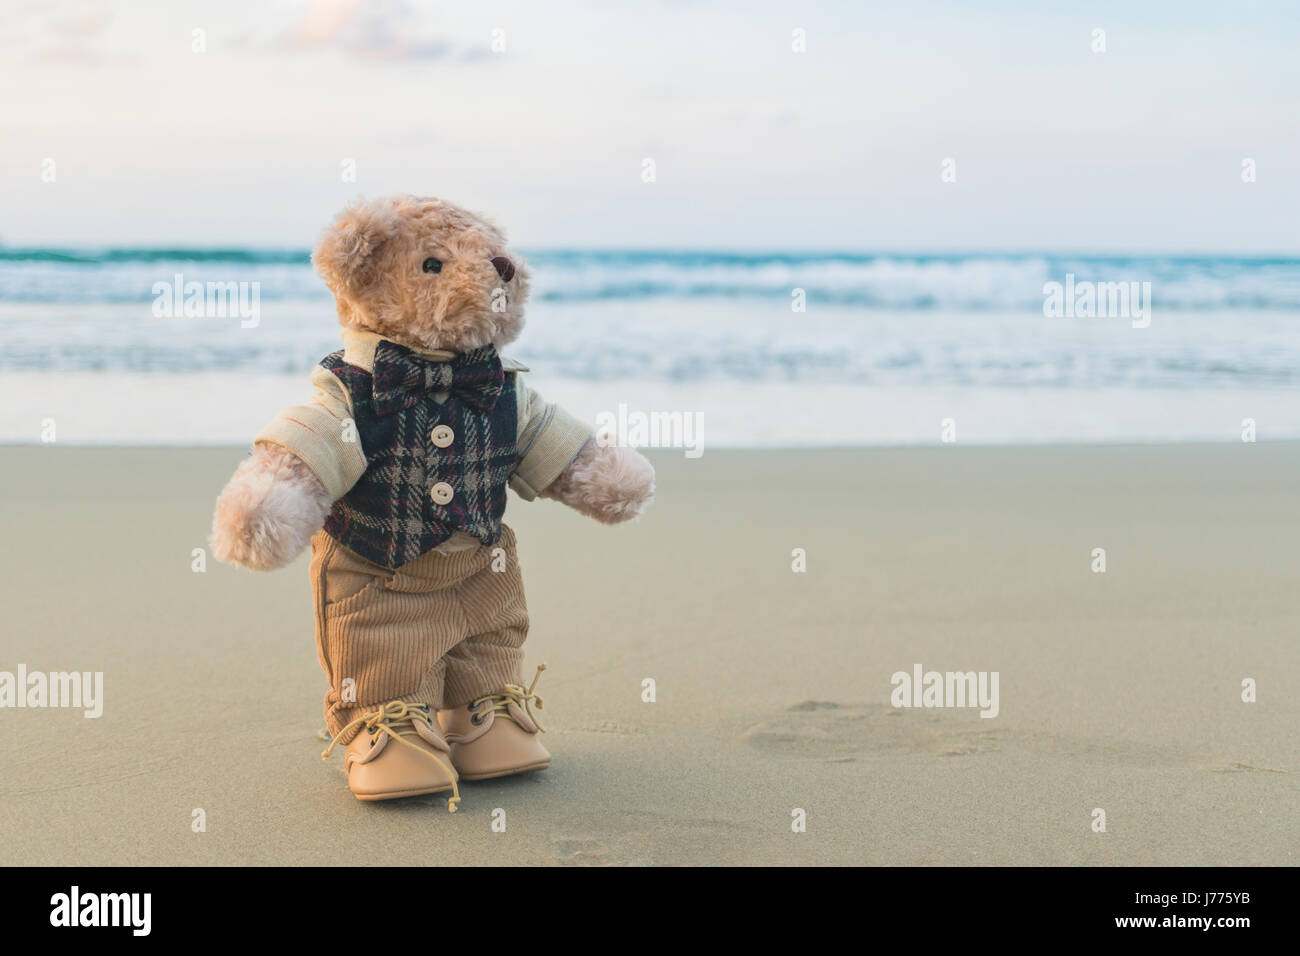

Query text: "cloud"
[278, 0, 467, 62]
[0, 0, 126, 63]
[54, 0, 113, 36]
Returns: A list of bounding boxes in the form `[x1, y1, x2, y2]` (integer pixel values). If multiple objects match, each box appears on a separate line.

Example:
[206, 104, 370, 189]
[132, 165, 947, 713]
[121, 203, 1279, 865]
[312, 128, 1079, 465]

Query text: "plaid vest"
[320, 341, 517, 569]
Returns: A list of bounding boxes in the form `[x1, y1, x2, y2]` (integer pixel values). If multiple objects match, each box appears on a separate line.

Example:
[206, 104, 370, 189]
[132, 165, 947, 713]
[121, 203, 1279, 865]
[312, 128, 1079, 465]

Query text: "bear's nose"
[490, 256, 515, 282]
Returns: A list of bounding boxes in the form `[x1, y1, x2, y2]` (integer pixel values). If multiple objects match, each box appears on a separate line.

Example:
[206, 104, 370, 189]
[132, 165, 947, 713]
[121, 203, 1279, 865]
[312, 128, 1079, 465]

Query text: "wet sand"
[0, 444, 1295, 865]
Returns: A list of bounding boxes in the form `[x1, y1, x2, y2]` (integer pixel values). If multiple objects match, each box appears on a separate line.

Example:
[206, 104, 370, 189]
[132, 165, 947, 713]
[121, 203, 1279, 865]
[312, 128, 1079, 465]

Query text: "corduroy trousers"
[309, 525, 528, 744]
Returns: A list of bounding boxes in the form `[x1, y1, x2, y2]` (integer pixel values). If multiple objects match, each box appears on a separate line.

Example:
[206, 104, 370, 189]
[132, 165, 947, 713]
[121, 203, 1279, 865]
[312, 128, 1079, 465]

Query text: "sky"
[1, 0, 1298, 251]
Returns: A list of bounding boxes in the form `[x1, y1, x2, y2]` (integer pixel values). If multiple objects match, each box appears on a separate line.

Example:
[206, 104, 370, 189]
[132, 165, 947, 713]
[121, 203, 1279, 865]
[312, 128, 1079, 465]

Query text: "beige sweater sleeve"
[253, 365, 368, 501]
[509, 376, 592, 500]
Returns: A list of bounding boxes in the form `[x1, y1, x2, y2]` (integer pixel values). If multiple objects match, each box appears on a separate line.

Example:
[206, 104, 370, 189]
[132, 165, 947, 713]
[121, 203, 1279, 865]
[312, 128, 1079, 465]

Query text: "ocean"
[3, 248, 1299, 447]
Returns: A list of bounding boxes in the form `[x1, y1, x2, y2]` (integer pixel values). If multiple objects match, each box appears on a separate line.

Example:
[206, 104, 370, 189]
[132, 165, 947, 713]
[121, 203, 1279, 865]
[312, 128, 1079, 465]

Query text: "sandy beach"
[1, 443, 1296, 866]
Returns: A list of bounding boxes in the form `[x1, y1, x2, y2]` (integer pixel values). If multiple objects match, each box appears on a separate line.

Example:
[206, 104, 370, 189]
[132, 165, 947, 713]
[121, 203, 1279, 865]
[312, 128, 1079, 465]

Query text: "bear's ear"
[312, 199, 399, 295]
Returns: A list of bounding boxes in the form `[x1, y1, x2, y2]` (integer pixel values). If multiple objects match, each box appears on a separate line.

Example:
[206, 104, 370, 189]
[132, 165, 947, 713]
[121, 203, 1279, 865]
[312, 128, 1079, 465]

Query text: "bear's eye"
[422, 257, 442, 274]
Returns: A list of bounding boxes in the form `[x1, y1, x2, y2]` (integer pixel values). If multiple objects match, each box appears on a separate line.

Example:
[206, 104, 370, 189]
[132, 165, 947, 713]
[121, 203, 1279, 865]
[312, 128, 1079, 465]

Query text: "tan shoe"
[322, 700, 461, 811]
[439, 665, 551, 781]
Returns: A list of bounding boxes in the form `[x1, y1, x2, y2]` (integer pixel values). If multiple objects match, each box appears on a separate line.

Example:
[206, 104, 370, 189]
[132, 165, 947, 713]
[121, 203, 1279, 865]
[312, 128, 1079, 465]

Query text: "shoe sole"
[456, 759, 550, 782]
[352, 783, 455, 802]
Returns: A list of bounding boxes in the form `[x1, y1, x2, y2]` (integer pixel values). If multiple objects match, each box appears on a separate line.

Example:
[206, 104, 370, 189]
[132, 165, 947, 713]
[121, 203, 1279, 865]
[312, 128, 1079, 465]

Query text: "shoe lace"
[321, 700, 461, 813]
[469, 664, 548, 733]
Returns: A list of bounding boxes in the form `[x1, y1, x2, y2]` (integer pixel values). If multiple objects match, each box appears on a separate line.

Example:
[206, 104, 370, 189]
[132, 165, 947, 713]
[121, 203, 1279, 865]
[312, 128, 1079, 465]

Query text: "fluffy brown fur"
[211, 194, 653, 572]
[212, 444, 333, 570]
[313, 195, 529, 354]
[541, 438, 655, 523]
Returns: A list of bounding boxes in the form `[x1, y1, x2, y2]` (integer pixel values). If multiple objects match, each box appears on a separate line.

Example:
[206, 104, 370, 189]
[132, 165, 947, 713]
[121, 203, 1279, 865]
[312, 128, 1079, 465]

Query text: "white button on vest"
[430, 425, 454, 448]
[430, 482, 454, 505]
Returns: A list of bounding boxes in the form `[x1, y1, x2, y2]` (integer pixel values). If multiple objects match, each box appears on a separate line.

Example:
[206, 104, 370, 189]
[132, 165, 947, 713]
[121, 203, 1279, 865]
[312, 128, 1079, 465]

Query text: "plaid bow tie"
[370, 341, 505, 417]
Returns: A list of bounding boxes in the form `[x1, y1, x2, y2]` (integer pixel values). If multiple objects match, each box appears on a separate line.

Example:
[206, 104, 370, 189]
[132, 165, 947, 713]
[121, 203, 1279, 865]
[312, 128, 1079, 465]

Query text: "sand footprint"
[549, 838, 621, 866]
[741, 700, 1292, 774]
[740, 700, 1010, 761]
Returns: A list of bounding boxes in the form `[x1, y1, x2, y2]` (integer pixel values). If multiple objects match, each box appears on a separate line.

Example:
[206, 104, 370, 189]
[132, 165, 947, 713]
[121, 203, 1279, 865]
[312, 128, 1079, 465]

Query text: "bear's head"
[312, 194, 529, 353]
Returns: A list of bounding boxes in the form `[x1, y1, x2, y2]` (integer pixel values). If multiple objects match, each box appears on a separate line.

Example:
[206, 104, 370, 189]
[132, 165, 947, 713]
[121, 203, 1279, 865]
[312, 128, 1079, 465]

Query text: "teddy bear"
[210, 195, 655, 811]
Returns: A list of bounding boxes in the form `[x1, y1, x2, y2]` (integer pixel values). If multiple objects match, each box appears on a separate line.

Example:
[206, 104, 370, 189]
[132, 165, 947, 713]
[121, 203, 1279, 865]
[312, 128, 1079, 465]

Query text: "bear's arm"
[252, 365, 367, 497]
[210, 366, 366, 570]
[511, 379, 654, 525]
[509, 379, 592, 500]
